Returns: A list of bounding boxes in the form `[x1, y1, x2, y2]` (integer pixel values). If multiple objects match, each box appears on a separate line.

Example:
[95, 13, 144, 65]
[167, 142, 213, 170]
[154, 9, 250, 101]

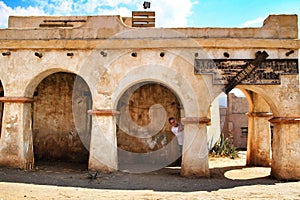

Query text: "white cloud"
[0, 0, 196, 28]
[97, 7, 132, 17]
[92, 0, 196, 27]
[241, 16, 264, 27]
[0, 1, 46, 28]
[56, 0, 74, 15]
[150, 0, 195, 27]
[101, 0, 138, 8]
[80, 0, 101, 13]
[230, 88, 245, 97]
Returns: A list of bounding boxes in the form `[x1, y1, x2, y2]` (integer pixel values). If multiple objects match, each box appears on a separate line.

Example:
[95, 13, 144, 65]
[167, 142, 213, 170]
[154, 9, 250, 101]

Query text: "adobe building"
[0, 13, 299, 180]
[220, 93, 249, 149]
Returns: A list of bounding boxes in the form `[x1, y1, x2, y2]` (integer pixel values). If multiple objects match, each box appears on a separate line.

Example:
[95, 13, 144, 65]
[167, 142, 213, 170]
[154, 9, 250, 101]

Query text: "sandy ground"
[0, 151, 299, 200]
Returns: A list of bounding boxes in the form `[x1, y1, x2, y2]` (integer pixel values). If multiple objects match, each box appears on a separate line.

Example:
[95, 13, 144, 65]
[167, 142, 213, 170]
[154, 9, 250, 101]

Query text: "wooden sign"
[223, 51, 269, 94]
[194, 53, 298, 93]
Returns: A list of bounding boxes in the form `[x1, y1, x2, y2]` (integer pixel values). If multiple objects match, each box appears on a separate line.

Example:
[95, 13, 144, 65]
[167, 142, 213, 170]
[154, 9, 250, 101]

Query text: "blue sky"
[0, 0, 299, 28]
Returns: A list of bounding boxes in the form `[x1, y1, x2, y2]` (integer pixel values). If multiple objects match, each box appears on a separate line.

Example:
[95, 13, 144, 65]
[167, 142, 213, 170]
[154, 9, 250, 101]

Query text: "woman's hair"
[168, 117, 175, 122]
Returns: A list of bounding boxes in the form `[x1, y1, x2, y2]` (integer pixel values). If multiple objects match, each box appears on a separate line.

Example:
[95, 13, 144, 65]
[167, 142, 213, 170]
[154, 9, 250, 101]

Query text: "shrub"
[210, 133, 239, 159]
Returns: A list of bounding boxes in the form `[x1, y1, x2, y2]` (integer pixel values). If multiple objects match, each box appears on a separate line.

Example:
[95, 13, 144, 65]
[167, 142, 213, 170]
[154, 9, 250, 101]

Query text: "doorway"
[32, 72, 92, 169]
[116, 81, 183, 173]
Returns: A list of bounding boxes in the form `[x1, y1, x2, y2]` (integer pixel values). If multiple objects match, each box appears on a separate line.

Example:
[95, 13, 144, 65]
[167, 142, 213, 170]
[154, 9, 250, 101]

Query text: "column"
[269, 117, 300, 180]
[0, 97, 34, 170]
[180, 117, 210, 177]
[88, 109, 119, 172]
[246, 112, 272, 167]
[246, 92, 272, 167]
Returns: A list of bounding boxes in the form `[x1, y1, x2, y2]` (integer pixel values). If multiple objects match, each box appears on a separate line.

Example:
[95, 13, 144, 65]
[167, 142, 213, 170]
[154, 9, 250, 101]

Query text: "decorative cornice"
[181, 117, 211, 124]
[0, 38, 299, 50]
[269, 117, 300, 124]
[0, 97, 34, 103]
[88, 109, 120, 116]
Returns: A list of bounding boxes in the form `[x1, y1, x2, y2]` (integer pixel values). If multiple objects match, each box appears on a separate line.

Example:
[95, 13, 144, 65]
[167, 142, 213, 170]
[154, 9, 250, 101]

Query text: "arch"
[116, 81, 183, 172]
[111, 64, 208, 117]
[236, 85, 279, 116]
[110, 60, 214, 173]
[24, 68, 75, 97]
[232, 86, 273, 168]
[219, 89, 251, 150]
[30, 71, 93, 168]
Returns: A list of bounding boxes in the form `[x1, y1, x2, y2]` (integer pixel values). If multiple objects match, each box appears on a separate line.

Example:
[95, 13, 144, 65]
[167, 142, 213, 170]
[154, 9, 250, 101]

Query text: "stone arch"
[24, 68, 77, 97]
[236, 86, 273, 168]
[112, 64, 204, 117]
[26, 70, 93, 168]
[111, 62, 213, 174]
[237, 86, 278, 116]
[115, 81, 183, 172]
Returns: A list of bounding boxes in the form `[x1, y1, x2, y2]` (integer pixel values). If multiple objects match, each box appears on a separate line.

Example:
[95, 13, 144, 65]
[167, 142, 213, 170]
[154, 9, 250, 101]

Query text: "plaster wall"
[0, 14, 299, 179]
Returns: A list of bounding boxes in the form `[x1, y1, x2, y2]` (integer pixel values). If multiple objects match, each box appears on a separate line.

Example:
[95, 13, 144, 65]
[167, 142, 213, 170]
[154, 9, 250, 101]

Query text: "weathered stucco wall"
[0, 14, 299, 179]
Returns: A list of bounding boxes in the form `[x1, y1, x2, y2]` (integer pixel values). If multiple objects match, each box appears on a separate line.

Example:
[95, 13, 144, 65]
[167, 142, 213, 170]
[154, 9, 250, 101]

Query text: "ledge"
[0, 38, 299, 50]
[0, 97, 34, 103]
[88, 109, 120, 116]
[246, 112, 273, 118]
[269, 117, 300, 124]
[181, 117, 211, 124]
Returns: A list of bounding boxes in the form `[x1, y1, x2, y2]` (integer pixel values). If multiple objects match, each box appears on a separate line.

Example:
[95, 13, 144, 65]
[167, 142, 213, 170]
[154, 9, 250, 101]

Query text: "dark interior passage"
[32, 72, 92, 167]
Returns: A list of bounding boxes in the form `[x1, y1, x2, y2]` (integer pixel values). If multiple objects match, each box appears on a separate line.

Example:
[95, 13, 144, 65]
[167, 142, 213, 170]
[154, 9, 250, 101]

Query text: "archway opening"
[220, 89, 249, 151]
[32, 72, 92, 170]
[116, 81, 183, 173]
[213, 88, 273, 180]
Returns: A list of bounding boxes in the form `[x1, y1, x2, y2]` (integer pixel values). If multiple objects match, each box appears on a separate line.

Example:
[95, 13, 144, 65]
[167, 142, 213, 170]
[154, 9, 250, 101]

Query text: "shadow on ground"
[0, 161, 286, 192]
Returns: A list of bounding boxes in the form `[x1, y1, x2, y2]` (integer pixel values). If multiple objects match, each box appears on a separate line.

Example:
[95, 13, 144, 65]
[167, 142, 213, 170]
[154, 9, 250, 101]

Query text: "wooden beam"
[132, 11, 155, 27]
[132, 11, 155, 17]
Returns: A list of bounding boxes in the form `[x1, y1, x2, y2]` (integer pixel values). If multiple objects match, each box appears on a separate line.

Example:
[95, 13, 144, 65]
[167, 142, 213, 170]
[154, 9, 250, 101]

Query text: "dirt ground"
[0, 151, 299, 200]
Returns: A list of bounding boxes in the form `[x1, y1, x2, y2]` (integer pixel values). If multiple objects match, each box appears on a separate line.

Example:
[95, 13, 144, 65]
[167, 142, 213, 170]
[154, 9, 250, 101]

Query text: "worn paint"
[0, 14, 299, 180]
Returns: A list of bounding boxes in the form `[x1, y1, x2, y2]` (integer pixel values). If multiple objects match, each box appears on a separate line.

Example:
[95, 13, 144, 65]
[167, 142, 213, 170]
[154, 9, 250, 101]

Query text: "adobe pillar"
[246, 93, 272, 167]
[0, 97, 34, 170]
[269, 117, 300, 180]
[88, 109, 118, 172]
[180, 117, 210, 177]
[246, 112, 272, 166]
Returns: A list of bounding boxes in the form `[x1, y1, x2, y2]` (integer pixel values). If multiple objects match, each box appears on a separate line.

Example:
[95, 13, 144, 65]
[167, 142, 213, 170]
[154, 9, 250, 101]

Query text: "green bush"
[210, 133, 239, 159]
